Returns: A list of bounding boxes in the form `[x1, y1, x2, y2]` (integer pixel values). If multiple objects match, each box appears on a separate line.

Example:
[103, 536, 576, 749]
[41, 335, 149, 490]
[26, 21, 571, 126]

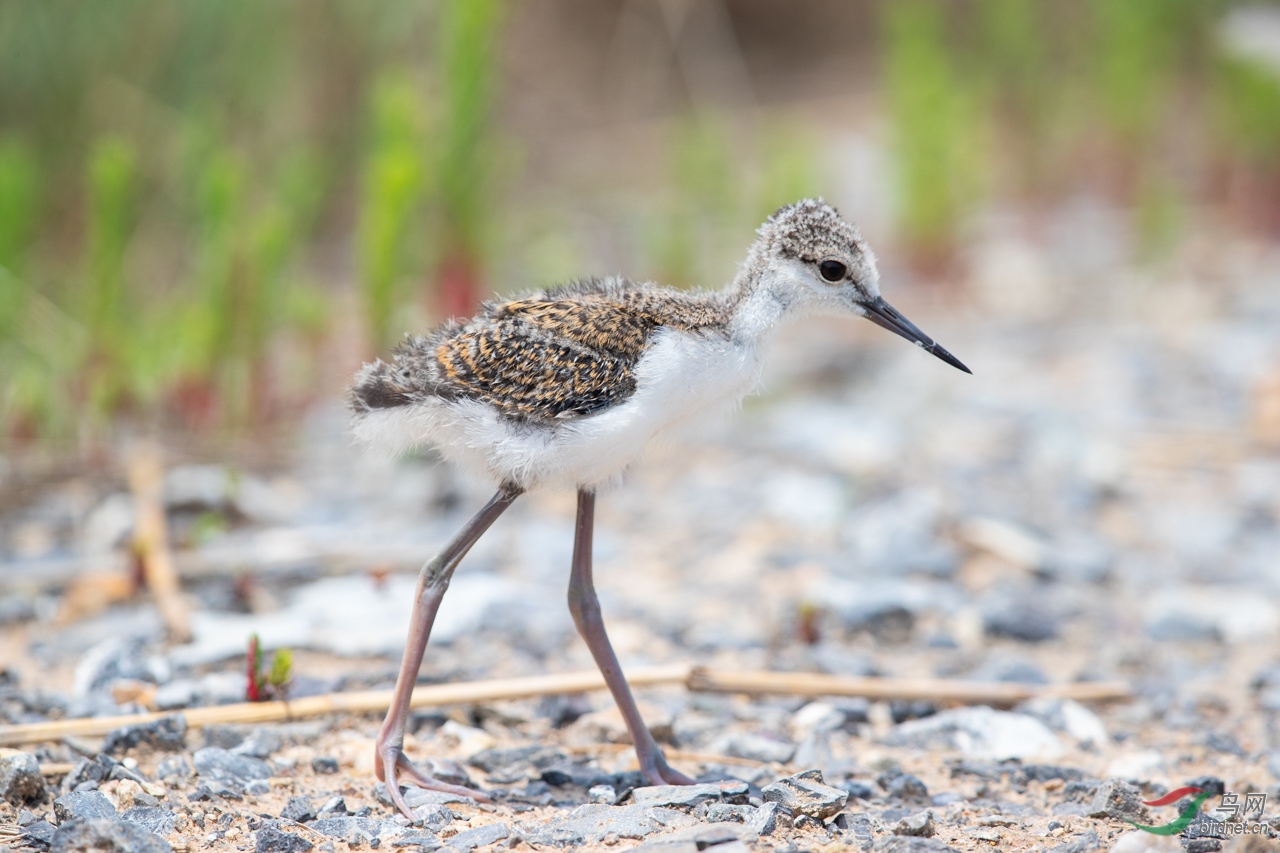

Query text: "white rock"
[82, 493, 135, 554]
[1110, 830, 1182, 853]
[956, 517, 1047, 570]
[1106, 751, 1165, 783]
[440, 720, 496, 757]
[885, 707, 1064, 761]
[789, 702, 845, 738]
[1019, 697, 1109, 747]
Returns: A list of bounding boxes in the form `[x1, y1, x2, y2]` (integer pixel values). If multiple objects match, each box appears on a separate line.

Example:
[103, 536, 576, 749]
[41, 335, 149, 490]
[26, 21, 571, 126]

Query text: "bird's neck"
[722, 263, 796, 346]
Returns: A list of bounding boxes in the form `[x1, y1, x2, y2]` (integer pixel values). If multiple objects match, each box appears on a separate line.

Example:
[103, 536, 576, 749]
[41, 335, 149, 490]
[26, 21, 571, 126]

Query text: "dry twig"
[0, 664, 1129, 748]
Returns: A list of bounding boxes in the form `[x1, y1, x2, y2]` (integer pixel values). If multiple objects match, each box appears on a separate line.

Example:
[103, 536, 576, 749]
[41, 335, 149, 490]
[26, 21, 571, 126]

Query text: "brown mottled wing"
[434, 297, 657, 422]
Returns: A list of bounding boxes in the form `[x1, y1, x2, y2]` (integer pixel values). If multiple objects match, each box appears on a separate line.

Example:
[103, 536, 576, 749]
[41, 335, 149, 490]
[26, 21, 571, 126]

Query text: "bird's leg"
[377, 483, 522, 819]
[567, 489, 695, 786]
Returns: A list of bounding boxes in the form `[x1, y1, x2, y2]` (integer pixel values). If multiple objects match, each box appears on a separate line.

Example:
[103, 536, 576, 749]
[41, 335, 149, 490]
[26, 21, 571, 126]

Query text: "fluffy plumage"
[348, 199, 885, 490]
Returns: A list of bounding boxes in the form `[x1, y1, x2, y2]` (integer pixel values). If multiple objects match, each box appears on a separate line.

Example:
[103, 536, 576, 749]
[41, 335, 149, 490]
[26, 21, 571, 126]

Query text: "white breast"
[351, 328, 764, 491]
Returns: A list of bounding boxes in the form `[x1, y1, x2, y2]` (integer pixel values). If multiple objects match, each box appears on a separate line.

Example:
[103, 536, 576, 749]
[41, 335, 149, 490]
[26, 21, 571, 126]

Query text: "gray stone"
[697, 803, 753, 823]
[233, 728, 285, 759]
[869, 838, 959, 852]
[60, 757, 108, 794]
[53, 790, 117, 822]
[156, 755, 193, 783]
[746, 802, 786, 837]
[410, 803, 455, 831]
[706, 732, 795, 765]
[310, 756, 339, 775]
[51, 817, 172, 853]
[314, 795, 346, 820]
[631, 783, 722, 810]
[714, 780, 750, 805]
[102, 715, 187, 754]
[588, 784, 617, 804]
[1044, 830, 1101, 853]
[761, 770, 847, 820]
[835, 812, 875, 847]
[309, 817, 405, 843]
[0, 593, 37, 625]
[22, 820, 57, 848]
[982, 594, 1059, 642]
[402, 786, 475, 808]
[883, 773, 930, 803]
[255, 825, 315, 852]
[192, 747, 272, 784]
[448, 821, 508, 850]
[281, 796, 316, 823]
[0, 751, 45, 804]
[893, 810, 934, 837]
[121, 806, 177, 836]
[1087, 778, 1149, 823]
[523, 803, 697, 847]
[631, 823, 747, 853]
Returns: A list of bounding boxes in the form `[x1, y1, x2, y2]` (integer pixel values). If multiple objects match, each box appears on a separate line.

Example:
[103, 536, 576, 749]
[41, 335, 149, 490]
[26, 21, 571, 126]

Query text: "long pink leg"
[377, 484, 521, 819]
[567, 489, 694, 786]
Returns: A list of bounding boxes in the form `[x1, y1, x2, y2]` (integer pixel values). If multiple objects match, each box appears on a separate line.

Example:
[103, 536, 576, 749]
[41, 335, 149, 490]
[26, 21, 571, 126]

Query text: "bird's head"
[747, 198, 970, 374]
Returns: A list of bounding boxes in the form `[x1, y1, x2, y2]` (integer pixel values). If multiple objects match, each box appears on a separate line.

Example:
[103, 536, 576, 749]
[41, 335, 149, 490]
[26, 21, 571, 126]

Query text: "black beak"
[861, 296, 972, 374]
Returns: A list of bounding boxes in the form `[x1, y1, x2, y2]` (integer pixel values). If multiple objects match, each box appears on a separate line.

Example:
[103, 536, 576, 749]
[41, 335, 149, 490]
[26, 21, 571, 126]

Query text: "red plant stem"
[246, 635, 260, 702]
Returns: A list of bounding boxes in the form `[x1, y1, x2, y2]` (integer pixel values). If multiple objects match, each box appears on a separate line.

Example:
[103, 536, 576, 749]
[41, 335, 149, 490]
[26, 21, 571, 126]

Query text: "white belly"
[351, 328, 762, 490]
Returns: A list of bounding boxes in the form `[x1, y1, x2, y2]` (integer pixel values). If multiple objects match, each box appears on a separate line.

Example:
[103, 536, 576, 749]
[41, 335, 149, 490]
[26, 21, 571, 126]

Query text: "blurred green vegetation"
[0, 1, 1277, 445]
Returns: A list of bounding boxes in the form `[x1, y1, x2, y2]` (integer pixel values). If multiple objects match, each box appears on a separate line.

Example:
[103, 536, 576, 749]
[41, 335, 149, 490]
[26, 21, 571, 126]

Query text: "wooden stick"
[0, 665, 694, 747]
[0, 665, 1129, 748]
[127, 445, 191, 643]
[687, 668, 1131, 705]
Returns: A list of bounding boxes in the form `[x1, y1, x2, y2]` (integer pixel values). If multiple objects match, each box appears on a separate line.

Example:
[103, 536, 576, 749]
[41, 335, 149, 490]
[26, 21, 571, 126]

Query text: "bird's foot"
[379, 744, 491, 820]
[640, 751, 696, 786]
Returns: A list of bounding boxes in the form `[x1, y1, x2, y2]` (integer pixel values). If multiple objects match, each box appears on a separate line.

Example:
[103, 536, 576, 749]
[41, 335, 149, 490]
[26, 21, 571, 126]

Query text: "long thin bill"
[862, 296, 972, 374]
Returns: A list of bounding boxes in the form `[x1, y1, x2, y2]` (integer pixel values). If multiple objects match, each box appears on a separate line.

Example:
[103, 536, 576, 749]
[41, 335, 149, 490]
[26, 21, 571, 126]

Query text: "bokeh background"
[4, 6, 1280, 847]
[2, 0, 1278, 447]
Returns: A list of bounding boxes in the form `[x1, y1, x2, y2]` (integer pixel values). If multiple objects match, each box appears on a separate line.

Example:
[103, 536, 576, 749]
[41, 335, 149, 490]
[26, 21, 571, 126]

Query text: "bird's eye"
[819, 260, 847, 282]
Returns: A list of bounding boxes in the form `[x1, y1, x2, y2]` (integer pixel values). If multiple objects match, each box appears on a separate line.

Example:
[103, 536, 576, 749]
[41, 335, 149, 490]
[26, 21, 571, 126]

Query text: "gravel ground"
[2, 219, 1280, 852]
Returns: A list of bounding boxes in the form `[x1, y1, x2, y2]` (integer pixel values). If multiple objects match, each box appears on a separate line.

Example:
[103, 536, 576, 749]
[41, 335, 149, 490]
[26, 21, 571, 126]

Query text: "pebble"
[697, 803, 753, 823]
[1045, 829, 1102, 852]
[447, 821, 509, 851]
[53, 789, 117, 822]
[883, 706, 1064, 761]
[102, 715, 188, 754]
[409, 803, 455, 831]
[310, 756, 339, 774]
[311, 816, 410, 843]
[192, 747, 273, 785]
[51, 817, 172, 853]
[706, 732, 795, 765]
[630, 783, 723, 809]
[22, 820, 58, 848]
[121, 806, 177, 836]
[281, 796, 317, 823]
[982, 591, 1060, 641]
[0, 751, 45, 804]
[522, 803, 698, 846]
[881, 772, 930, 803]
[745, 801, 785, 836]
[255, 825, 315, 852]
[1088, 778, 1149, 823]
[1109, 830, 1181, 852]
[893, 809, 935, 837]
[630, 823, 747, 853]
[1018, 697, 1109, 747]
[868, 837, 960, 852]
[588, 784, 617, 804]
[760, 769, 847, 820]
